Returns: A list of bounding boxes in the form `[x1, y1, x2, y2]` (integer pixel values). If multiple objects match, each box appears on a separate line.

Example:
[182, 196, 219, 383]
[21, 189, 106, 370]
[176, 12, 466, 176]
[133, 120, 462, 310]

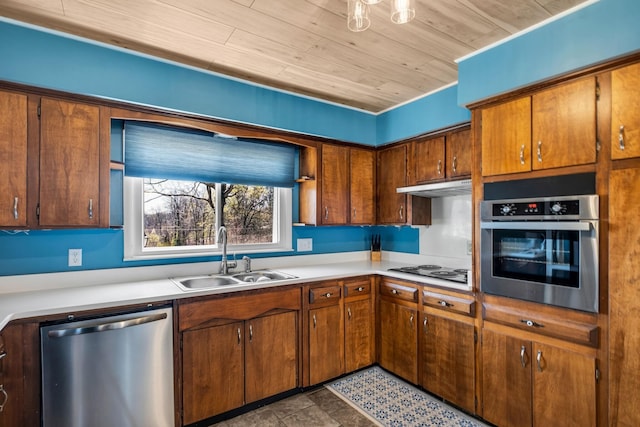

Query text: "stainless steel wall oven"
[480, 194, 599, 312]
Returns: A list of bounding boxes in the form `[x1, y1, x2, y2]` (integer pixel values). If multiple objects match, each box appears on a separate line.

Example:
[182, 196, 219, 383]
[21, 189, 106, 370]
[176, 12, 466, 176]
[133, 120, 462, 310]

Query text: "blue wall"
[458, 0, 640, 105]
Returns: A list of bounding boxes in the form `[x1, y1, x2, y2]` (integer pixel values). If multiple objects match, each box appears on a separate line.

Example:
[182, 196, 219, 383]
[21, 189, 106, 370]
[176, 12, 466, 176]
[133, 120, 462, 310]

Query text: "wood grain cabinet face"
[377, 145, 408, 224]
[378, 298, 418, 384]
[445, 128, 472, 179]
[481, 327, 596, 427]
[481, 77, 596, 176]
[415, 136, 446, 183]
[343, 277, 374, 372]
[611, 62, 640, 159]
[321, 144, 349, 224]
[309, 304, 344, 385]
[0, 90, 27, 227]
[38, 97, 102, 227]
[349, 148, 375, 225]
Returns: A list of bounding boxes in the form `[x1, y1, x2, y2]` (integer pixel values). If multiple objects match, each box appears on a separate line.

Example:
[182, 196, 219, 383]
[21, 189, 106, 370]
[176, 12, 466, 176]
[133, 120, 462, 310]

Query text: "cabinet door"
[377, 145, 407, 224]
[415, 136, 445, 183]
[245, 311, 298, 403]
[349, 148, 375, 224]
[481, 97, 531, 176]
[0, 91, 27, 226]
[611, 62, 640, 159]
[420, 313, 475, 413]
[446, 128, 472, 178]
[321, 144, 349, 224]
[345, 298, 374, 372]
[378, 299, 418, 383]
[532, 343, 596, 427]
[532, 77, 596, 170]
[309, 304, 344, 385]
[609, 167, 640, 426]
[182, 322, 244, 424]
[39, 98, 101, 227]
[481, 328, 532, 427]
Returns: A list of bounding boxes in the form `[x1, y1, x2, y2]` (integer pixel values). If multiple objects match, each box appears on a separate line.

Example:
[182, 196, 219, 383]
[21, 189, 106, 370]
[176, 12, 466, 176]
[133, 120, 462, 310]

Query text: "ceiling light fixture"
[348, 0, 415, 32]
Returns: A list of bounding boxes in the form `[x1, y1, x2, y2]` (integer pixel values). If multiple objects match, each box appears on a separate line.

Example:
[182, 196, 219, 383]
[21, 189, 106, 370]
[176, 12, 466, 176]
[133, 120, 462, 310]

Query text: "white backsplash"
[418, 194, 472, 264]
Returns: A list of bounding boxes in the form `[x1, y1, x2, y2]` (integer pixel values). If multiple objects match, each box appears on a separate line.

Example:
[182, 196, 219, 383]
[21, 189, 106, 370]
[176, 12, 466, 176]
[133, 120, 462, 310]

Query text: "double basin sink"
[172, 269, 298, 291]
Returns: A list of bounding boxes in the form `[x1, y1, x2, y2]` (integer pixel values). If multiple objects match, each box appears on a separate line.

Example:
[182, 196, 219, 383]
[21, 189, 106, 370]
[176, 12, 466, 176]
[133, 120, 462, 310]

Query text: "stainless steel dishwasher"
[40, 306, 174, 427]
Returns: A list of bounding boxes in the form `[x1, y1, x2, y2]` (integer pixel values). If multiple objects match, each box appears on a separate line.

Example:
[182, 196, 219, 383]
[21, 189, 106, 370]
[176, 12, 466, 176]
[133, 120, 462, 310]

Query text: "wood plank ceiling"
[0, 0, 588, 112]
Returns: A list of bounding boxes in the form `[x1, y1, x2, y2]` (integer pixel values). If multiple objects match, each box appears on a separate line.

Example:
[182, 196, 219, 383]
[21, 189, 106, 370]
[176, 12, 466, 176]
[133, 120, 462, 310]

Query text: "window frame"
[123, 177, 292, 261]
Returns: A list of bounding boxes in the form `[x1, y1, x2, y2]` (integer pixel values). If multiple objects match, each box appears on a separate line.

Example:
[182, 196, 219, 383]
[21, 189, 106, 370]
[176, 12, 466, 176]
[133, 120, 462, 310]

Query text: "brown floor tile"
[279, 404, 341, 427]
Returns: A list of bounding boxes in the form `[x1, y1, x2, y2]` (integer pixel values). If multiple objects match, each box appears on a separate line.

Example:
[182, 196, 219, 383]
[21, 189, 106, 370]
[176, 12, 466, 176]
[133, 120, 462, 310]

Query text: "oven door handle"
[480, 221, 592, 231]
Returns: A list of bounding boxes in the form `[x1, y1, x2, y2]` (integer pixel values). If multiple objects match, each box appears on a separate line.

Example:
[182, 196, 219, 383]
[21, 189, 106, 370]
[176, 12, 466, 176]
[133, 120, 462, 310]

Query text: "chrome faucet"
[242, 255, 251, 273]
[217, 226, 236, 274]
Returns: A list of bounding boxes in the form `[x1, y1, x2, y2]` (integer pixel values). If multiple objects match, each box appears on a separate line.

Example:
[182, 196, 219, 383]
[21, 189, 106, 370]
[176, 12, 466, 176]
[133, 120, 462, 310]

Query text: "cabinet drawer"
[423, 290, 475, 317]
[344, 279, 371, 298]
[380, 281, 418, 303]
[309, 285, 342, 305]
[483, 301, 598, 347]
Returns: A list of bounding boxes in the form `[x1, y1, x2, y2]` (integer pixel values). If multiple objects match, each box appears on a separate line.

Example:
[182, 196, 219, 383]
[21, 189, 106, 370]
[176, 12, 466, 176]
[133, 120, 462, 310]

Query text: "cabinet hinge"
[595, 367, 600, 382]
[37, 103, 41, 118]
[36, 204, 40, 219]
[595, 80, 601, 101]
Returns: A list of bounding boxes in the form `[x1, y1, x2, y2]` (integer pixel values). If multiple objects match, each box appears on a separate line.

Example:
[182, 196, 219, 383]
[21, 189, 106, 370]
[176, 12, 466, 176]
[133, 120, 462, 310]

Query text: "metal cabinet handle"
[452, 156, 457, 173]
[0, 350, 6, 361]
[313, 314, 317, 329]
[249, 324, 253, 342]
[437, 159, 442, 175]
[237, 327, 241, 345]
[537, 141, 543, 163]
[399, 205, 404, 220]
[619, 125, 625, 150]
[47, 313, 167, 338]
[438, 300, 452, 308]
[324, 206, 329, 220]
[520, 319, 544, 328]
[423, 317, 428, 333]
[353, 208, 357, 218]
[88, 199, 93, 219]
[347, 307, 352, 320]
[356, 286, 365, 292]
[323, 292, 333, 298]
[0, 384, 7, 413]
[520, 345, 527, 368]
[13, 197, 18, 220]
[409, 313, 414, 327]
[536, 350, 543, 372]
[519, 145, 525, 165]
[391, 289, 399, 295]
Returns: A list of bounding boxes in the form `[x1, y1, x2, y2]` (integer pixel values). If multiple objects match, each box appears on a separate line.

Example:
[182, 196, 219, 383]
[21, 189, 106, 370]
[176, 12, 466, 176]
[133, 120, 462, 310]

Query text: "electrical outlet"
[466, 240, 473, 255]
[68, 249, 82, 267]
[297, 238, 313, 252]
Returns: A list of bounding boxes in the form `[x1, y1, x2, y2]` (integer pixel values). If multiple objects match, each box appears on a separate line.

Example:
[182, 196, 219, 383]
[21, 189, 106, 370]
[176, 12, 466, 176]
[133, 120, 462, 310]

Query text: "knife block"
[370, 250, 381, 262]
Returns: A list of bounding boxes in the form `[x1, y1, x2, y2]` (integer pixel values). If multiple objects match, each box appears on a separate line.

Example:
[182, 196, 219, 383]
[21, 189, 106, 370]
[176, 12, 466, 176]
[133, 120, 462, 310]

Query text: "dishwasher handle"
[47, 312, 168, 338]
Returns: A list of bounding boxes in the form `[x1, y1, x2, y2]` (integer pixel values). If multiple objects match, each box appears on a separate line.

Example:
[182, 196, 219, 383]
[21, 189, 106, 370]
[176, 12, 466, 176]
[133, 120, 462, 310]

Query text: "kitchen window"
[122, 122, 294, 260]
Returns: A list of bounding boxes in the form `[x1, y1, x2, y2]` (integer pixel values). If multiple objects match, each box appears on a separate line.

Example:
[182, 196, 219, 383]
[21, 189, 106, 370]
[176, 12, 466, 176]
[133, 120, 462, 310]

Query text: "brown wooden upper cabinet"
[611, 61, 640, 160]
[481, 77, 597, 176]
[38, 97, 103, 227]
[320, 145, 375, 225]
[414, 128, 471, 183]
[0, 90, 28, 227]
[377, 144, 431, 225]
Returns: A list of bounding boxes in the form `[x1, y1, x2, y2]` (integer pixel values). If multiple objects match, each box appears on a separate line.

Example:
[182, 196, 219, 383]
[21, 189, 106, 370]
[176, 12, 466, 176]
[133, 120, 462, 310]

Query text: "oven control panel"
[492, 200, 580, 217]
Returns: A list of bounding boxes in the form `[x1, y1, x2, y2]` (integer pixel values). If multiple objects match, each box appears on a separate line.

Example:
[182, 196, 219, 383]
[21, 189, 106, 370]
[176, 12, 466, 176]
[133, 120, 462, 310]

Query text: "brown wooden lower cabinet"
[179, 287, 300, 425]
[378, 298, 418, 384]
[420, 311, 475, 413]
[343, 277, 375, 372]
[482, 326, 596, 427]
[308, 304, 344, 385]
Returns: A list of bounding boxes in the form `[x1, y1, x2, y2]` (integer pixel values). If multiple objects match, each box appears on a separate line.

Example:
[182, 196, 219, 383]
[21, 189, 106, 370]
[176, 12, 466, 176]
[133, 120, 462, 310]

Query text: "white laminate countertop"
[0, 251, 473, 331]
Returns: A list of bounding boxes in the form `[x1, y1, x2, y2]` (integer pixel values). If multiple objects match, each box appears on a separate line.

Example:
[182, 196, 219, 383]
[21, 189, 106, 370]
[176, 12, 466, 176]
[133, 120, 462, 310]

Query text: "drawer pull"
[520, 144, 525, 165]
[13, 197, 18, 220]
[520, 345, 527, 368]
[438, 300, 452, 308]
[237, 327, 241, 345]
[520, 319, 544, 328]
[536, 350, 543, 372]
[347, 307, 352, 320]
[437, 159, 442, 175]
[356, 286, 365, 292]
[313, 314, 317, 328]
[323, 292, 333, 298]
[409, 313, 414, 327]
[391, 289, 399, 295]
[619, 125, 625, 151]
[452, 156, 457, 173]
[249, 324, 253, 342]
[537, 141, 543, 163]
[399, 205, 404, 220]
[0, 384, 7, 413]
[0, 350, 6, 361]
[423, 317, 428, 333]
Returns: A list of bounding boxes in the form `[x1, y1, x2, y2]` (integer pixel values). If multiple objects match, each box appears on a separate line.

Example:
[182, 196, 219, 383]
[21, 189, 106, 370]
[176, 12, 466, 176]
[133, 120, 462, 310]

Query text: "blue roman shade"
[124, 122, 296, 187]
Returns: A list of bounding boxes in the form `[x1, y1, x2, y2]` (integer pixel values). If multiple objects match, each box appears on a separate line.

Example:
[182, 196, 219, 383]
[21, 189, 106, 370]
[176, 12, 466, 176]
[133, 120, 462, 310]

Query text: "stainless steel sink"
[232, 270, 297, 282]
[172, 270, 297, 291]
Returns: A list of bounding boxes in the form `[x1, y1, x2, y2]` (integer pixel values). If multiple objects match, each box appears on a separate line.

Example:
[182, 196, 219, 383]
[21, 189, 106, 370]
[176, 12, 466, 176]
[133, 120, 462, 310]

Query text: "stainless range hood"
[397, 179, 472, 198]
